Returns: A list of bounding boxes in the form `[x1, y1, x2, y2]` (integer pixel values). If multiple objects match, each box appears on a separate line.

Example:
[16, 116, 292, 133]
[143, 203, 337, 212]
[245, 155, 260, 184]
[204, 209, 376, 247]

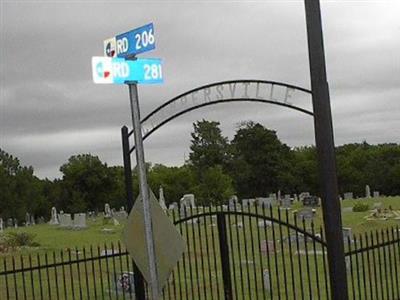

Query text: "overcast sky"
[1, 1, 399, 179]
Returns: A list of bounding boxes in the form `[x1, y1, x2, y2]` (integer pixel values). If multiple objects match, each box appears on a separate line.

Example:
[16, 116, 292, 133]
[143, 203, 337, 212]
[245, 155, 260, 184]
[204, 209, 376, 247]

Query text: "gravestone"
[113, 272, 135, 295]
[257, 197, 274, 208]
[299, 192, 310, 201]
[114, 210, 128, 222]
[104, 203, 112, 218]
[345, 256, 351, 271]
[101, 249, 120, 256]
[168, 202, 178, 210]
[0, 218, 3, 232]
[180, 205, 190, 218]
[14, 218, 18, 228]
[365, 185, 371, 198]
[342, 227, 353, 242]
[260, 240, 277, 254]
[294, 194, 299, 202]
[73, 213, 87, 229]
[344, 192, 353, 200]
[277, 190, 281, 201]
[248, 199, 256, 206]
[30, 215, 35, 225]
[263, 269, 271, 291]
[258, 220, 272, 228]
[229, 195, 239, 210]
[296, 208, 314, 221]
[180, 194, 195, 208]
[342, 207, 353, 213]
[49, 207, 59, 225]
[59, 214, 72, 228]
[232, 221, 243, 228]
[281, 195, 292, 209]
[159, 186, 167, 211]
[7, 218, 13, 228]
[302, 195, 319, 207]
[269, 193, 277, 200]
[373, 202, 382, 209]
[25, 212, 31, 226]
[373, 191, 380, 198]
[242, 199, 249, 207]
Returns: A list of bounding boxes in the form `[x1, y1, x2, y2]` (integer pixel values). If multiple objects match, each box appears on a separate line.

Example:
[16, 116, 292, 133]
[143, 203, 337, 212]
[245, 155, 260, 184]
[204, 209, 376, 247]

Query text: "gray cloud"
[1, 1, 399, 179]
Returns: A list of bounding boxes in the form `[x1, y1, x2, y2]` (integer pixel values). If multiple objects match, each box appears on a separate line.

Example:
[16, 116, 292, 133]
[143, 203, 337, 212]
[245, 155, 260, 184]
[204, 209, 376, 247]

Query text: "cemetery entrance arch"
[125, 80, 314, 152]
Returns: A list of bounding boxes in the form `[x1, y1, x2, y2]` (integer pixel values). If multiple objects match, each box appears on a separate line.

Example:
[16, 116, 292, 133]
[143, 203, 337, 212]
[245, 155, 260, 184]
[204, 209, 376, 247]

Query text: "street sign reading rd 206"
[92, 57, 163, 84]
[104, 23, 155, 58]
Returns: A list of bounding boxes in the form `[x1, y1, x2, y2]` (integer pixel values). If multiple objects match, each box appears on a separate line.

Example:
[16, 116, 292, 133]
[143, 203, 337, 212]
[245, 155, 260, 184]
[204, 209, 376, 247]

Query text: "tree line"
[1, 120, 399, 222]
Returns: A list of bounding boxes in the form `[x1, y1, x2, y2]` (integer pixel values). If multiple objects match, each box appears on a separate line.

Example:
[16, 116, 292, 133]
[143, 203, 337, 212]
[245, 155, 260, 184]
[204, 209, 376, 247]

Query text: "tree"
[0, 148, 46, 222]
[59, 154, 124, 212]
[194, 166, 234, 206]
[188, 120, 234, 204]
[189, 119, 230, 175]
[148, 164, 196, 205]
[229, 122, 294, 198]
[292, 146, 319, 194]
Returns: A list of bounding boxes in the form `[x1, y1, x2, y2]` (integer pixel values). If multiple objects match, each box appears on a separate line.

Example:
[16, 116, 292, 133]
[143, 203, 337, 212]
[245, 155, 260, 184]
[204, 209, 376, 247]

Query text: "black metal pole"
[121, 125, 146, 300]
[217, 212, 233, 300]
[304, 1, 348, 299]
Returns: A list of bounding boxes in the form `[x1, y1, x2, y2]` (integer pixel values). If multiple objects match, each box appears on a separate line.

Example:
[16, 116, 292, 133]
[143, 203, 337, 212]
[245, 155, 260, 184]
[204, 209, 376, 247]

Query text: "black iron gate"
[166, 205, 331, 300]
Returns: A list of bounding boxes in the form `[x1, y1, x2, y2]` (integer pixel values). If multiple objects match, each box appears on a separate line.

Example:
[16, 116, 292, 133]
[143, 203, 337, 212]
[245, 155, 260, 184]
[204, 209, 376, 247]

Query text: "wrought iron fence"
[1, 205, 400, 299]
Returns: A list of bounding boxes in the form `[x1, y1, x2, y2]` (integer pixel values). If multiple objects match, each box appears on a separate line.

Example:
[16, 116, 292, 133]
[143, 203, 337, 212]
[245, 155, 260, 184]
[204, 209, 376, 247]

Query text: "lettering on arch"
[139, 80, 312, 138]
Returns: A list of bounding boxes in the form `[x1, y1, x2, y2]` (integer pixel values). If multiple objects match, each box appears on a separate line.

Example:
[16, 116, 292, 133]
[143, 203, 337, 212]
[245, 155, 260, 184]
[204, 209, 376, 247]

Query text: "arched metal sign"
[128, 80, 313, 151]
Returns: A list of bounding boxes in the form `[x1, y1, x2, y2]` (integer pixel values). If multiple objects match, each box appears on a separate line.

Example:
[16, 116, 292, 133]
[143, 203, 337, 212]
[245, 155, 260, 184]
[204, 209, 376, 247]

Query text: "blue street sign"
[92, 57, 163, 84]
[104, 23, 156, 58]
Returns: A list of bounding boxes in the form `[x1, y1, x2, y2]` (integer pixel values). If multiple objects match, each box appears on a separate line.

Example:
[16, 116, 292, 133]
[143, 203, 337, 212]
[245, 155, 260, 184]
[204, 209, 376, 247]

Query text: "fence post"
[217, 212, 233, 300]
[121, 125, 146, 300]
[304, 1, 349, 299]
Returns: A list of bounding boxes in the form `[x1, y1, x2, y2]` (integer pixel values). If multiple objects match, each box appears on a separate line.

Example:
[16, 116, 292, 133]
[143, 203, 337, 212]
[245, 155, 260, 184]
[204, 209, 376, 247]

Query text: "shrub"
[3, 232, 40, 248]
[353, 202, 370, 212]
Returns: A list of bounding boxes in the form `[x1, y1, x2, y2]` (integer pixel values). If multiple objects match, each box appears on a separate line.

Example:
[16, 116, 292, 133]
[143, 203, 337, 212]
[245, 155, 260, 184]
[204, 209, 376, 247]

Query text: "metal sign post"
[128, 82, 161, 300]
[304, 1, 349, 299]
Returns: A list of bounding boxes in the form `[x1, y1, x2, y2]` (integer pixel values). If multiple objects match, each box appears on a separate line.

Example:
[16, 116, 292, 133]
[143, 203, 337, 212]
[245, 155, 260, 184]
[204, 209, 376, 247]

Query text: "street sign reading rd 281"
[104, 23, 155, 58]
[92, 57, 162, 84]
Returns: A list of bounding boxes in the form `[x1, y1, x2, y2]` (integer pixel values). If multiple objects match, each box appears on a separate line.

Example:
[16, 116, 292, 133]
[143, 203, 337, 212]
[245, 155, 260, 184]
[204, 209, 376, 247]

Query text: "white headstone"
[296, 208, 314, 221]
[180, 194, 195, 208]
[73, 213, 87, 228]
[257, 197, 274, 208]
[373, 191, 380, 198]
[59, 214, 72, 228]
[365, 185, 371, 198]
[104, 203, 111, 218]
[14, 218, 18, 228]
[263, 269, 271, 291]
[229, 195, 239, 209]
[0, 218, 3, 232]
[342, 227, 353, 242]
[299, 192, 310, 201]
[258, 220, 272, 228]
[25, 212, 31, 226]
[344, 192, 353, 200]
[30, 215, 35, 225]
[159, 186, 167, 211]
[168, 202, 178, 210]
[49, 207, 59, 225]
[281, 195, 292, 208]
[242, 199, 249, 207]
